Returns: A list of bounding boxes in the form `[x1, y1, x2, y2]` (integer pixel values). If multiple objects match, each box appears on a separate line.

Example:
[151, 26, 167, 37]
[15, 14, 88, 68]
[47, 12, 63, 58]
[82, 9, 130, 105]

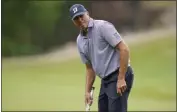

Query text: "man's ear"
[86, 11, 89, 16]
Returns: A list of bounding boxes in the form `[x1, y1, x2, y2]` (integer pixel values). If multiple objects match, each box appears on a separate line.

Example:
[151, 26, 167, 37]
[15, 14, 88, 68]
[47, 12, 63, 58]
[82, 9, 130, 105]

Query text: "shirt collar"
[80, 18, 94, 36]
[88, 18, 94, 28]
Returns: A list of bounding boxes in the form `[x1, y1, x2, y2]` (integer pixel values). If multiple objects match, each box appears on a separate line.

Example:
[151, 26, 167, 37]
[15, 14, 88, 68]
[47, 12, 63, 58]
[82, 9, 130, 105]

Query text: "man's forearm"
[118, 48, 129, 79]
[86, 69, 95, 93]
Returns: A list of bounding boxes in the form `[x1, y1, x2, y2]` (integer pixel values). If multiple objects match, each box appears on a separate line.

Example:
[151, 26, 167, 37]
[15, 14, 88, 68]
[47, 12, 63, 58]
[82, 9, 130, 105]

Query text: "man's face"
[72, 12, 90, 29]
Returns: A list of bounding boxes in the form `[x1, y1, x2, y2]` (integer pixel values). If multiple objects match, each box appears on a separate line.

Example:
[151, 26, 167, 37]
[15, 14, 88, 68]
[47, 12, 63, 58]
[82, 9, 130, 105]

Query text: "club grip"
[90, 87, 95, 98]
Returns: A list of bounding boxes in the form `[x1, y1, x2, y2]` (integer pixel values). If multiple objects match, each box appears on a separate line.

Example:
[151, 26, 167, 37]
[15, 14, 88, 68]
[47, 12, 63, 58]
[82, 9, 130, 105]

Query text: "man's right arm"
[85, 63, 95, 106]
[77, 45, 95, 92]
[85, 63, 95, 93]
[76, 39, 95, 104]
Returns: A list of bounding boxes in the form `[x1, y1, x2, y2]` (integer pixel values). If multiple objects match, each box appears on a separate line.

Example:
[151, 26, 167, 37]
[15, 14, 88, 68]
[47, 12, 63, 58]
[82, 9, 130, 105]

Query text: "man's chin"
[80, 27, 84, 30]
[80, 24, 85, 28]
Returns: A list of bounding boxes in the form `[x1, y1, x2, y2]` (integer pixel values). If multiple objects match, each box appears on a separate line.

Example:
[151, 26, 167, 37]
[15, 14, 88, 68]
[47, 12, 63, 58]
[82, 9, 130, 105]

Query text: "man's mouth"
[80, 23, 85, 27]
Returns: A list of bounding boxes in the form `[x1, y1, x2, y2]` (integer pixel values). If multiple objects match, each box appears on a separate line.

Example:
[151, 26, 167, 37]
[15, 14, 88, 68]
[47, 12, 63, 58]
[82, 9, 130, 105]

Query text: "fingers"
[85, 94, 93, 106]
[117, 85, 127, 96]
[89, 99, 93, 105]
[121, 85, 127, 93]
[85, 99, 92, 106]
[88, 95, 93, 105]
[85, 98, 88, 106]
[117, 88, 122, 96]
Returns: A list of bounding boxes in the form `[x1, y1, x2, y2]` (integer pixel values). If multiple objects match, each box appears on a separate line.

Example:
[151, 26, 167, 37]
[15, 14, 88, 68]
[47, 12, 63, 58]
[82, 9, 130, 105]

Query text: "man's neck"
[83, 27, 88, 32]
[82, 27, 88, 36]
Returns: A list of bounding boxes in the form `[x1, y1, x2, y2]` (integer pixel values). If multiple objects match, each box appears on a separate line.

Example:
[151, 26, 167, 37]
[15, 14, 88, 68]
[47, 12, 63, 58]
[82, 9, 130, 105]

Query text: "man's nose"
[78, 16, 83, 22]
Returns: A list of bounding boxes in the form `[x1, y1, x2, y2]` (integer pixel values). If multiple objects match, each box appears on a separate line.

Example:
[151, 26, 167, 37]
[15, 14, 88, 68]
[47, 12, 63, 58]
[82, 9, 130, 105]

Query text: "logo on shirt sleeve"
[113, 32, 121, 39]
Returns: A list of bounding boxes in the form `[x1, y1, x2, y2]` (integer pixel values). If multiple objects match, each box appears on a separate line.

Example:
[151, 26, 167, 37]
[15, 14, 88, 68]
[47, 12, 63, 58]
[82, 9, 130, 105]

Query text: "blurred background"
[2, 1, 176, 111]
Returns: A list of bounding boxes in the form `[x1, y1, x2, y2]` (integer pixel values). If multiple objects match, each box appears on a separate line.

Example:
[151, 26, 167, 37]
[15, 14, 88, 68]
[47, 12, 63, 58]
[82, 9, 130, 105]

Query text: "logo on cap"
[69, 4, 87, 20]
[73, 7, 78, 13]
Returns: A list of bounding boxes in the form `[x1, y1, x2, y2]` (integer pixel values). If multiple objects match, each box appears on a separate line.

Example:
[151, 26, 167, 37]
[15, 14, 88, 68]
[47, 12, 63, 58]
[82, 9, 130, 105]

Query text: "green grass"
[2, 36, 176, 111]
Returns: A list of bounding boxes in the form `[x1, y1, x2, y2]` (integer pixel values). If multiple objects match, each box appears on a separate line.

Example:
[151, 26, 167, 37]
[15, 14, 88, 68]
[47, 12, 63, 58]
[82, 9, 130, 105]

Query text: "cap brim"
[72, 11, 86, 20]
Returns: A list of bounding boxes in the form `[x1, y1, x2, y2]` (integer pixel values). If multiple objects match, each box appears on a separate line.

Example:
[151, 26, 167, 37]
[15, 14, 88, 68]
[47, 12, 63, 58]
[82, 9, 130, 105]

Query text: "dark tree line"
[2, 1, 165, 57]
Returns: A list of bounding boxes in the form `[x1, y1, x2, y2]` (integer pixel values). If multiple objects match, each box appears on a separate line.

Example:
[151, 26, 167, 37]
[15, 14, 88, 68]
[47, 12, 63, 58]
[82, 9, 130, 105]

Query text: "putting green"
[2, 36, 176, 111]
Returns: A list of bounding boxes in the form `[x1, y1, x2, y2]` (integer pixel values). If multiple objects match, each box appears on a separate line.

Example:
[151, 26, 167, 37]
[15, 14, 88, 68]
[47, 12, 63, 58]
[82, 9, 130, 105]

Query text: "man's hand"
[85, 92, 93, 106]
[117, 78, 127, 96]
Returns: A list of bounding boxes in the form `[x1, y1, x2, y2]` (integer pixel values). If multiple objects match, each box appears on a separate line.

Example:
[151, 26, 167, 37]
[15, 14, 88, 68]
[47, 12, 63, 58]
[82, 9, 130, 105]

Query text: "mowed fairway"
[2, 36, 176, 111]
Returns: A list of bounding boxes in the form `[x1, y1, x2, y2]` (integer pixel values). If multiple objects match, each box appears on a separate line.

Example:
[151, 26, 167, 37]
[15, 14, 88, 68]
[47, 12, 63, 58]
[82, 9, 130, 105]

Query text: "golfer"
[69, 4, 134, 112]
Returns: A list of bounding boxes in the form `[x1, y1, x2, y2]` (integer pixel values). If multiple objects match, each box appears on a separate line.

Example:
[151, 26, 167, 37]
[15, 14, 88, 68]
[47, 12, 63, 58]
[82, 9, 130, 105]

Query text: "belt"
[103, 68, 119, 80]
[103, 66, 131, 80]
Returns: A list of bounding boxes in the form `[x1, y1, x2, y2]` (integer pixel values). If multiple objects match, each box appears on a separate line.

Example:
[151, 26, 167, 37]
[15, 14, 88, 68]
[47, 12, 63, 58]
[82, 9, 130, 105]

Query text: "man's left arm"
[116, 40, 129, 80]
[115, 41, 130, 96]
[100, 22, 130, 96]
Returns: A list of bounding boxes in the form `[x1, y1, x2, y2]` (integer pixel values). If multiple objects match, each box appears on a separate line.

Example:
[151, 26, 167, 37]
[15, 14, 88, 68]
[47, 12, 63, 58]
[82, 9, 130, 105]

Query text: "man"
[69, 4, 134, 112]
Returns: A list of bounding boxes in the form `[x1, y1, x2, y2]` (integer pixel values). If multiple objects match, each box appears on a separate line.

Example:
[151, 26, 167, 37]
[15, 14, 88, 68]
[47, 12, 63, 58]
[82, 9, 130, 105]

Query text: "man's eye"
[79, 15, 83, 18]
[74, 15, 84, 21]
[74, 16, 79, 20]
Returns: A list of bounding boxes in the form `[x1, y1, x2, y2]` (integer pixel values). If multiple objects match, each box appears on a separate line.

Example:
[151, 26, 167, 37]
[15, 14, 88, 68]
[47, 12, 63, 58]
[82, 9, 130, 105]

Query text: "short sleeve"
[77, 45, 91, 64]
[100, 22, 122, 47]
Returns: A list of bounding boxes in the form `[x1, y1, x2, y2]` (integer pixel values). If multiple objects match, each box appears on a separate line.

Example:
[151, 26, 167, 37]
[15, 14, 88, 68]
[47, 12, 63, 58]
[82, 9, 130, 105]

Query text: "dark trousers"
[98, 66, 134, 112]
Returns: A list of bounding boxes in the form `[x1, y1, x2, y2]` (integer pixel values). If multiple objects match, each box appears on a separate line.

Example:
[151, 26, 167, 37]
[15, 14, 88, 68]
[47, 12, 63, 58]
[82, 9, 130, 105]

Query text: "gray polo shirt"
[76, 18, 130, 79]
